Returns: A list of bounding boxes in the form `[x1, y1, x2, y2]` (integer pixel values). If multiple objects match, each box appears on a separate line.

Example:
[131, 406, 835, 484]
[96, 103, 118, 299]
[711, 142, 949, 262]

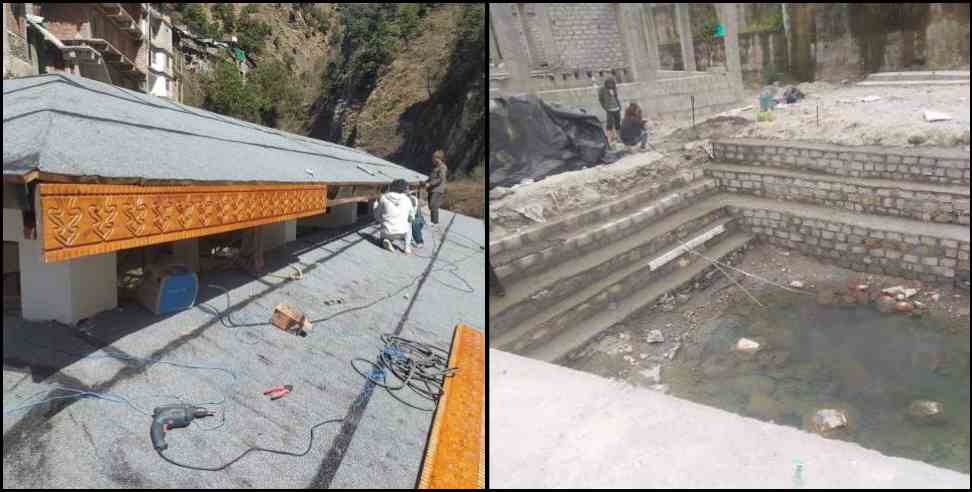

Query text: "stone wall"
[659, 31, 787, 86]
[733, 206, 970, 283]
[813, 3, 971, 82]
[713, 140, 971, 186]
[538, 73, 739, 121]
[494, 209, 732, 341]
[514, 220, 745, 355]
[708, 166, 971, 226]
[546, 4, 626, 71]
[493, 170, 713, 279]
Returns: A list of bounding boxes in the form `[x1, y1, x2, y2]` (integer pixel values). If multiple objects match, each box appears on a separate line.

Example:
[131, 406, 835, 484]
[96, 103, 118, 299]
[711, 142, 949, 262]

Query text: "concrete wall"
[298, 202, 359, 229]
[659, 31, 788, 86]
[813, 3, 971, 82]
[538, 73, 739, 121]
[734, 206, 969, 284]
[491, 349, 972, 489]
[545, 4, 627, 71]
[713, 140, 971, 186]
[709, 166, 971, 226]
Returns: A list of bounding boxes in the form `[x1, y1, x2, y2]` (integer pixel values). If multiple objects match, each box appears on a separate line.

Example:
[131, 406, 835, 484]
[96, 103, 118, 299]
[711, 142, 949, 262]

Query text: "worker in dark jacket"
[489, 262, 505, 297]
[619, 102, 649, 151]
[598, 77, 623, 145]
[426, 150, 448, 227]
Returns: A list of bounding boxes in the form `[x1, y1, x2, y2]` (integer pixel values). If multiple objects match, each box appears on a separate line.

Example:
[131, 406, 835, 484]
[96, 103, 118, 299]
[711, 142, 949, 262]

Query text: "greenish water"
[665, 294, 971, 474]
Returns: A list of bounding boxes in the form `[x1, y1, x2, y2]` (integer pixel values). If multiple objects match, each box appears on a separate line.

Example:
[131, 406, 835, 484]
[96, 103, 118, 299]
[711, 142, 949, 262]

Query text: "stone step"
[722, 194, 970, 283]
[491, 176, 717, 281]
[519, 232, 756, 364]
[707, 162, 971, 226]
[712, 139, 970, 187]
[490, 202, 734, 341]
[856, 80, 970, 87]
[865, 70, 970, 82]
[491, 218, 741, 353]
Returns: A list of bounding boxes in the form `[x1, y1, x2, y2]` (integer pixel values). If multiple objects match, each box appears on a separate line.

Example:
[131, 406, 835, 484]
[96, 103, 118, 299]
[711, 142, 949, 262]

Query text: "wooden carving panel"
[39, 183, 327, 262]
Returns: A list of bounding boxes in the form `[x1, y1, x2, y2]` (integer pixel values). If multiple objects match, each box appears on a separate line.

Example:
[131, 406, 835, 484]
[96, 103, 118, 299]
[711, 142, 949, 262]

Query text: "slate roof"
[2, 73, 427, 185]
[2, 210, 486, 489]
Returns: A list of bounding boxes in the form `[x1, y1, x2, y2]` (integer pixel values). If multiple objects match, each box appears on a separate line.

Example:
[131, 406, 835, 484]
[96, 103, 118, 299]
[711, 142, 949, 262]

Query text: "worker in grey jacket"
[598, 77, 623, 145]
[426, 150, 448, 226]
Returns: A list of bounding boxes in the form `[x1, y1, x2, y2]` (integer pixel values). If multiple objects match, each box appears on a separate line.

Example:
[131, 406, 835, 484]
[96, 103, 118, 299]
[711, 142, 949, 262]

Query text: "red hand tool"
[263, 384, 293, 401]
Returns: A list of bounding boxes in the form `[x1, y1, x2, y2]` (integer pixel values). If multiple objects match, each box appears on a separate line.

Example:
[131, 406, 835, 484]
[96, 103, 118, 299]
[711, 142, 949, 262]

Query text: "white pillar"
[262, 219, 297, 251]
[172, 238, 199, 273]
[675, 3, 697, 72]
[19, 239, 117, 325]
[3, 2, 10, 76]
[298, 203, 358, 229]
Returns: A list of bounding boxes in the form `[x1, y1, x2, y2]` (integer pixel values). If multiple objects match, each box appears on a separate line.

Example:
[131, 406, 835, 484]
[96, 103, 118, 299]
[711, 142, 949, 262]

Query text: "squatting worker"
[374, 179, 416, 255]
[620, 102, 649, 152]
[598, 77, 622, 145]
[426, 150, 449, 227]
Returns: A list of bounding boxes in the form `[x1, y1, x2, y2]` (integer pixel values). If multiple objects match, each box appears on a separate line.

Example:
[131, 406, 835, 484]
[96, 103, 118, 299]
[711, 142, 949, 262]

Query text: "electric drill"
[151, 404, 215, 451]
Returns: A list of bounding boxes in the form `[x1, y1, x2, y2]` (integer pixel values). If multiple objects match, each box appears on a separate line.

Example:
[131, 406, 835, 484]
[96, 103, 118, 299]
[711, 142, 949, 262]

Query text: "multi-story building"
[3, 3, 178, 101]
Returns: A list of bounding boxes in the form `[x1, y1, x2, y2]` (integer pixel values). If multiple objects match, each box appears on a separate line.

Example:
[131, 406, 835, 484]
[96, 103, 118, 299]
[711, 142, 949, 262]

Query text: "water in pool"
[664, 292, 971, 474]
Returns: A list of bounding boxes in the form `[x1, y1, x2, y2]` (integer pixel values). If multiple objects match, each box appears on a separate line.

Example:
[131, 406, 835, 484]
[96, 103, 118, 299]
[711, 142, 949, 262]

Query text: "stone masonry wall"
[708, 167, 971, 226]
[538, 73, 739, 121]
[733, 206, 970, 284]
[493, 171, 714, 280]
[546, 4, 627, 71]
[713, 140, 971, 186]
[514, 220, 746, 355]
[493, 209, 732, 340]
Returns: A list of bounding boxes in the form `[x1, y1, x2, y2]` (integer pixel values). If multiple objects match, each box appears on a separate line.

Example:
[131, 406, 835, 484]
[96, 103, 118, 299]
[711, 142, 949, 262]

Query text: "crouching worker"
[374, 179, 415, 255]
[620, 102, 649, 152]
[409, 188, 426, 248]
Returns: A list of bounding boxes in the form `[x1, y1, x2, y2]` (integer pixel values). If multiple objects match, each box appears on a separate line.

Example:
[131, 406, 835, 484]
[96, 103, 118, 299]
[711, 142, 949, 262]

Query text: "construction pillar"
[617, 3, 656, 84]
[489, 3, 532, 92]
[299, 203, 358, 229]
[172, 238, 199, 273]
[717, 3, 745, 98]
[18, 241, 117, 325]
[675, 3, 697, 72]
[532, 3, 559, 69]
[263, 220, 297, 251]
[638, 4, 662, 80]
[3, 2, 10, 76]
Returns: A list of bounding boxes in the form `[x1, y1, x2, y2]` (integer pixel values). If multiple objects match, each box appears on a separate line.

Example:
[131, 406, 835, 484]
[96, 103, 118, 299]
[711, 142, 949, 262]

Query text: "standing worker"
[598, 77, 623, 146]
[426, 150, 449, 227]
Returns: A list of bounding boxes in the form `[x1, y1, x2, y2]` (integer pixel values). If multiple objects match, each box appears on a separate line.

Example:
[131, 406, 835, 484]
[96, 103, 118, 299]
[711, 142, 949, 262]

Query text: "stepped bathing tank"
[489, 137, 970, 473]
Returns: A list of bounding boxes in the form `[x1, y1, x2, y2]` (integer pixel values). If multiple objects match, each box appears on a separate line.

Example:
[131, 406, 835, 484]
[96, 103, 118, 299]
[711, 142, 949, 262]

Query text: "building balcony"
[98, 3, 143, 40]
[61, 39, 147, 80]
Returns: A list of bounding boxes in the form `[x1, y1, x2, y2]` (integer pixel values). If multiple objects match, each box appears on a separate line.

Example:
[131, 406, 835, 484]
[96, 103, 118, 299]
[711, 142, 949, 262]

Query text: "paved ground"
[490, 349, 971, 489]
[2, 211, 485, 489]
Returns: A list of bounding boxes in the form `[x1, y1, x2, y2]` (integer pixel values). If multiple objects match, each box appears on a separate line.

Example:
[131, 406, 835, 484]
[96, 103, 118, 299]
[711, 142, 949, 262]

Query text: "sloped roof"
[2, 73, 426, 185]
[2, 211, 486, 488]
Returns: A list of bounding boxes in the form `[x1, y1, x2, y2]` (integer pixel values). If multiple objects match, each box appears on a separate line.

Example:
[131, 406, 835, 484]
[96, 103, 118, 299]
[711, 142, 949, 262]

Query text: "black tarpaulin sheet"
[489, 94, 617, 189]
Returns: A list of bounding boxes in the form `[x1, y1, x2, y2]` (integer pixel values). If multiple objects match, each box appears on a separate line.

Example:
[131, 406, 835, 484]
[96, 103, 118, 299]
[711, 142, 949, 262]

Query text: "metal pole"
[691, 95, 696, 131]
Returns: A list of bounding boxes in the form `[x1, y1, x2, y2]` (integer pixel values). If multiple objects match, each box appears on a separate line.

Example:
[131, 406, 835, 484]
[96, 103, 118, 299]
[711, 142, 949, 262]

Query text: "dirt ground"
[684, 81, 971, 149]
[562, 242, 971, 385]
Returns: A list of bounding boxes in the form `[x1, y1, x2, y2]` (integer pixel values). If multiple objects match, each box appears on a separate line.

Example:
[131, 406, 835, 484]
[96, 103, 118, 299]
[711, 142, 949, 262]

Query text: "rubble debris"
[789, 280, 806, 289]
[515, 205, 546, 223]
[895, 302, 915, 314]
[907, 400, 946, 425]
[664, 343, 681, 361]
[640, 365, 662, 384]
[811, 409, 849, 434]
[649, 384, 671, 395]
[645, 330, 665, 344]
[271, 304, 312, 336]
[883, 286, 919, 299]
[735, 338, 761, 354]
[923, 110, 953, 122]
